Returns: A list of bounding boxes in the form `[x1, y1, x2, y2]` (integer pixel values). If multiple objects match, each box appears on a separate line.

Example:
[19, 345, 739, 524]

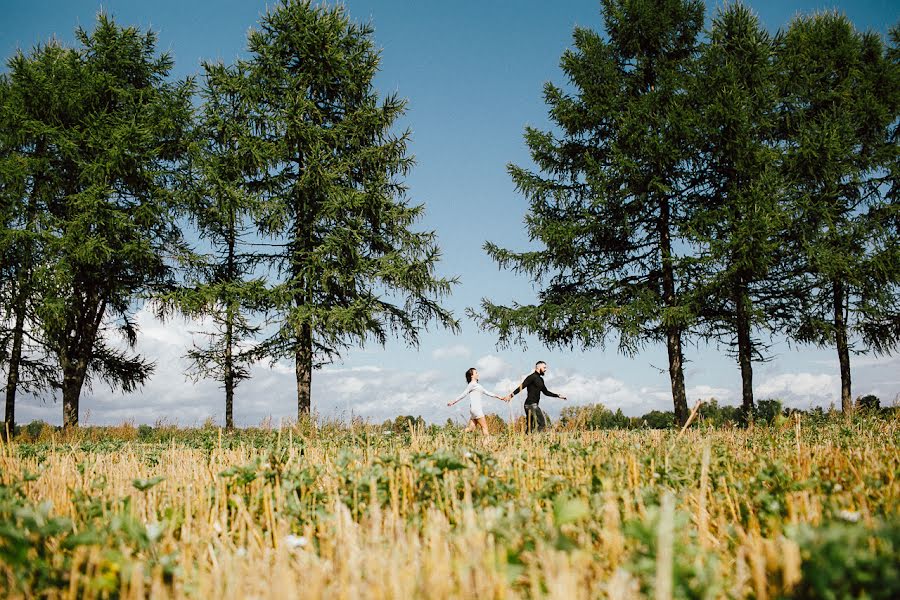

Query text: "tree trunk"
[296, 322, 312, 419]
[4, 293, 26, 433]
[59, 297, 105, 429]
[293, 180, 313, 420]
[833, 279, 852, 412]
[224, 313, 234, 430]
[659, 196, 689, 425]
[6, 165, 41, 435]
[735, 279, 755, 418]
[61, 358, 88, 429]
[666, 330, 688, 426]
[224, 231, 236, 430]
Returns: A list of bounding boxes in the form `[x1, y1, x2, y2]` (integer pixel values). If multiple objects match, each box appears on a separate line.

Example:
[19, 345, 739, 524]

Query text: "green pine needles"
[471, 0, 899, 424]
[2, 15, 194, 428]
[240, 1, 458, 418]
[471, 0, 707, 426]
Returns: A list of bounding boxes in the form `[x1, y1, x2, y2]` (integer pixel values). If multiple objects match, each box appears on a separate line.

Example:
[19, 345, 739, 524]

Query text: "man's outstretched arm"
[540, 379, 567, 400]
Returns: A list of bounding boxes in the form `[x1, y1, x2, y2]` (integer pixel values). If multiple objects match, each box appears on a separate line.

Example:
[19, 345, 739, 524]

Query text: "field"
[1, 414, 898, 599]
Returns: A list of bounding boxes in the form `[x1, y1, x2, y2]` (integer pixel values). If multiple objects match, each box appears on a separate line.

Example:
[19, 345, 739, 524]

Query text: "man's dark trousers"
[524, 404, 546, 433]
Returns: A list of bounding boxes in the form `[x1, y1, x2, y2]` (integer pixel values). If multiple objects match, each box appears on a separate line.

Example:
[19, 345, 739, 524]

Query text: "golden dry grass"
[1, 414, 897, 599]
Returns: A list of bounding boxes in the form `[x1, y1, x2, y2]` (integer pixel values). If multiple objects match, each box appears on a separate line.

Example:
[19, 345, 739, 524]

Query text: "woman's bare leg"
[464, 419, 477, 433]
[475, 417, 490, 436]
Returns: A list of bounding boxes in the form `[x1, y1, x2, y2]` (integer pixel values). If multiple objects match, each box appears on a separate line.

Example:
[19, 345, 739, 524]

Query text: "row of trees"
[474, 0, 900, 424]
[2, 0, 898, 431]
[559, 396, 893, 430]
[1, 1, 457, 430]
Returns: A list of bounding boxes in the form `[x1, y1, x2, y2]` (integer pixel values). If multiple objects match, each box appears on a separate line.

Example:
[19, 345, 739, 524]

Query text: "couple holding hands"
[447, 360, 567, 435]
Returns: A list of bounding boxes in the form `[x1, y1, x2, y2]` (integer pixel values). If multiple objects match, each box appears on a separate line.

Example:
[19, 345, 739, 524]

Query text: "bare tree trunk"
[833, 279, 852, 412]
[666, 330, 688, 426]
[5, 170, 41, 435]
[659, 196, 689, 426]
[61, 358, 87, 429]
[4, 294, 26, 432]
[293, 180, 314, 420]
[735, 280, 755, 418]
[224, 230, 236, 430]
[224, 314, 234, 430]
[59, 296, 105, 429]
[296, 322, 312, 418]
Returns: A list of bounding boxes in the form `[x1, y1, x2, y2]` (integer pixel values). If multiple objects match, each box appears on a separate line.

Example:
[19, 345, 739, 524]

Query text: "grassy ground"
[1, 414, 898, 598]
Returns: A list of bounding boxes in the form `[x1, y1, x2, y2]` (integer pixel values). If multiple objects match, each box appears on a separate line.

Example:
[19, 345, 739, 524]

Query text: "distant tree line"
[2, 0, 899, 432]
[558, 395, 897, 430]
[472, 0, 900, 425]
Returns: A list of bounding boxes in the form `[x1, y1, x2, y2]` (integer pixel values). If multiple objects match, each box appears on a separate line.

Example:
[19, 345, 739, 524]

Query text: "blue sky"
[3, 1, 899, 426]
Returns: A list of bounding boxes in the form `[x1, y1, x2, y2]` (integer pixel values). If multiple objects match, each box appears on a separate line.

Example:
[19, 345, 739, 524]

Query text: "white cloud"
[431, 344, 471, 360]
[501, 368, 670, 417]
[22, 303, 898, 427]
[850, 354, 900, 369]
[755, 372, 839, 407]
[686, 385, 733, 402]
[475, 354, 515, 380]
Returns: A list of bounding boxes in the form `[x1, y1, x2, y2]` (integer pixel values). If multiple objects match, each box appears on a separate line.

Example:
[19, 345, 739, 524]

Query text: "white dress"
[453, 381, 498, 419]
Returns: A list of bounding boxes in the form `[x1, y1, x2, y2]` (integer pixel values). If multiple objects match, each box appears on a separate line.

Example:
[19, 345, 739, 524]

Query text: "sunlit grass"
[1, 413, 897, 598]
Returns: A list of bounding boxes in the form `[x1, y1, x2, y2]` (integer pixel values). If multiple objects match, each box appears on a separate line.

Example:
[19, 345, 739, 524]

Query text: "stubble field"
[1, 414, 898, 599]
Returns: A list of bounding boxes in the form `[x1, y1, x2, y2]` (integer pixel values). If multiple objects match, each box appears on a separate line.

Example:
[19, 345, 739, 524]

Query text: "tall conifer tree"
[778, 14, 900, 411]
[1, 44, 72, 429]
[472, 0, 704, 425]
[244, 1, 456, 418]
[690, 4, 785, 416]
[4, 16, 193, 427]
[162, 62, 268, 430]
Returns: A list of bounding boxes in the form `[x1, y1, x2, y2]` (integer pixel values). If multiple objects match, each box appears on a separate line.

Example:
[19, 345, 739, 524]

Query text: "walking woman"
[448, 367, 508, 436]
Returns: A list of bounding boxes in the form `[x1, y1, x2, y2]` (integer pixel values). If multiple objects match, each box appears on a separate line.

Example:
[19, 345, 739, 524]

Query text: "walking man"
[504, 361, 567, 432]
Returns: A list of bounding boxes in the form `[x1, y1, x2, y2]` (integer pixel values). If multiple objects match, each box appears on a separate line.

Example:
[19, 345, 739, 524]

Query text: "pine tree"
[471, 0, 705, 425]
[6, 15, 193, 427]
[777, 14, 900, 412]
[162, 61, 269, 430]
[690, 4, 785, 417]
[244, 0, 457, 418]
[0, 43, 71, 431]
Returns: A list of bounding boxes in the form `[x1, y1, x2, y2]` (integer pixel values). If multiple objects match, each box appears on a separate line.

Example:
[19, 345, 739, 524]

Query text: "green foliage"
[390, 414, 425, 434]
[856, 394, 881, 411]
[788, 521, 900, 599]
[697, 399, 743, 427]
[690, 4, 786, 413]
[0, 474, 179, 597]
[137, 423, 154, 440]
[2, 13, 193, 426]
[754, 399, 784, 424]
[132, 475, 165, 492]
[559, 399, 791, 430]
[238, 0, 457, 416]
[158, 59, 271, 429]
[24, 419, 51, 441]
[746, 460, 812, 535]
[622, 502, 722, 599]
[470, 0, 707, 426]
[0, 481, 73, 593]
[777, 12, 900, 408]
[0, 43, 60, 427]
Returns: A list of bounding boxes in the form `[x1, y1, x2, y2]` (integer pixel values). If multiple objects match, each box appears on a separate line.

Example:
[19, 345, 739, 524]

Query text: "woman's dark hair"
[465, 367, 477, 383]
